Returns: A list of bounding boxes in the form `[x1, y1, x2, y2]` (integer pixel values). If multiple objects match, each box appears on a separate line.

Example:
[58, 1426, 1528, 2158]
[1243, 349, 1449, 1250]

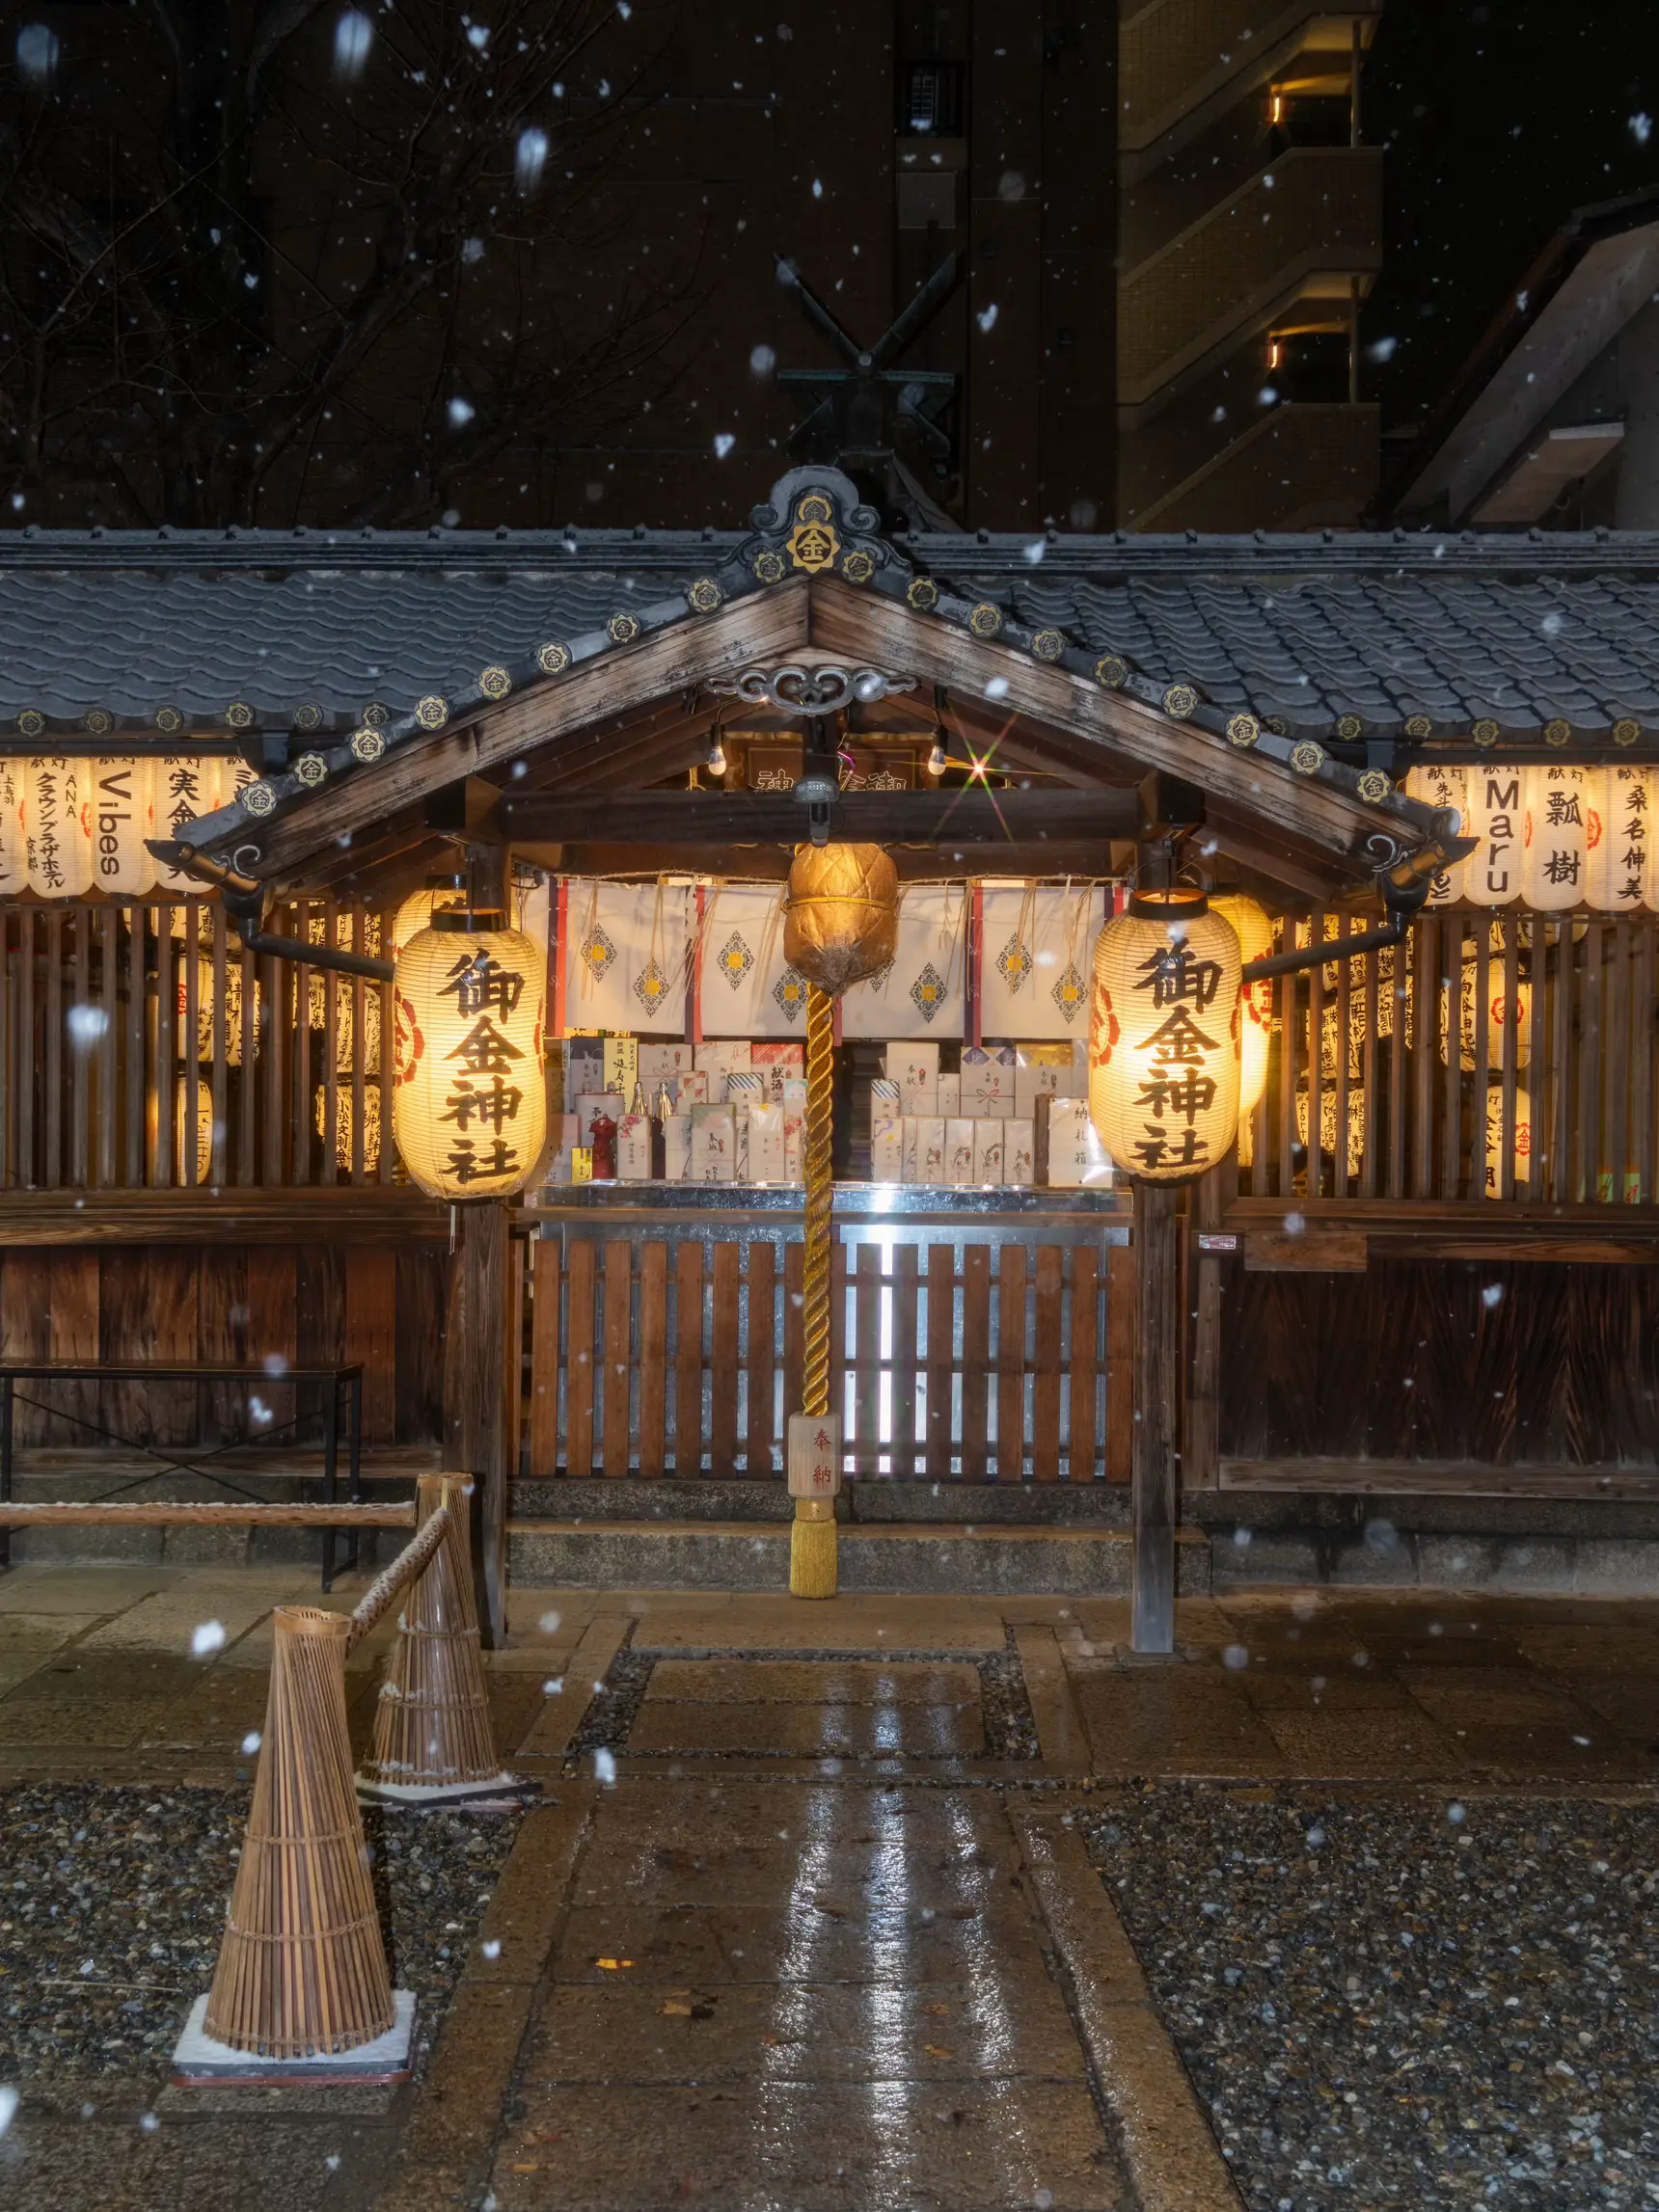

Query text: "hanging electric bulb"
[927, 737, 949, 778]
[705, 733, 727, 778]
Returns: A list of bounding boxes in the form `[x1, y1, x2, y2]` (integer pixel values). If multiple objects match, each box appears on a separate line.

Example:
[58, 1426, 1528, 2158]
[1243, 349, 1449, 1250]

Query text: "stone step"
[506, 1518, 1212, 1596]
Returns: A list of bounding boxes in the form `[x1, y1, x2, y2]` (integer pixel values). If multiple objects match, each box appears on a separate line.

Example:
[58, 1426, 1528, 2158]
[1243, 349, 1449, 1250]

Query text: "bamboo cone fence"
[358, 1473, 503, 1794]
[204, 1605, 394, 2057]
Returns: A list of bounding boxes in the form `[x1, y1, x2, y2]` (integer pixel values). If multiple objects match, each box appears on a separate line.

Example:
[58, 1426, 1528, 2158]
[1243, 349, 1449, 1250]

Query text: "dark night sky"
[1360, 0, 1659, 433]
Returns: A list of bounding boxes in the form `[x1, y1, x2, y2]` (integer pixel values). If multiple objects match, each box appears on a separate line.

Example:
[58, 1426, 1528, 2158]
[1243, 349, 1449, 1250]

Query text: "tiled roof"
[3, 517, 1659, 742]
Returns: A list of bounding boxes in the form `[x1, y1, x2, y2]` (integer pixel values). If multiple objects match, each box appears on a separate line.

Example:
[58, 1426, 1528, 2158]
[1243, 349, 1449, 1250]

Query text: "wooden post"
[442, 1199, 512, 1647]
[1131, 1178, 1182, 1654]
[1184, 1161, 1227, 1489]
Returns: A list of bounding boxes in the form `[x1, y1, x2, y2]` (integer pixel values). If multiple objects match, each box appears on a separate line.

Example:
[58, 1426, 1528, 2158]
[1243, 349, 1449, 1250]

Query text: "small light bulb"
[707, 737, 727, 776]
[927, 740, 948, 777]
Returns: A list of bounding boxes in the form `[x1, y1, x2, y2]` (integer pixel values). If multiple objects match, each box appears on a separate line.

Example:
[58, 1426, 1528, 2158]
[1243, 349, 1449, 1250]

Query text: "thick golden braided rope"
[801, 983, 835, 1421]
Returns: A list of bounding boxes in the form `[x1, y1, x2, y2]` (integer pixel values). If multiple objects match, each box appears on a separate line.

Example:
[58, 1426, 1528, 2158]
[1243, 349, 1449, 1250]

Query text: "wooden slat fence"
[524, 1233, 1133, 1482]
[0, 899, 395, 1190]
[1241, 910, 1659, 1204]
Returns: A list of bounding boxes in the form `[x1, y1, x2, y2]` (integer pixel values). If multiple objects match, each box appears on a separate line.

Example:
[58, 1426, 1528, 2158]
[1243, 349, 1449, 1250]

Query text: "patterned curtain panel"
[977, 882, 1105, 1043]
[696, 882, 813, 1039]
[840, 883, 968, 1040]
[561, 877, 692, 1035]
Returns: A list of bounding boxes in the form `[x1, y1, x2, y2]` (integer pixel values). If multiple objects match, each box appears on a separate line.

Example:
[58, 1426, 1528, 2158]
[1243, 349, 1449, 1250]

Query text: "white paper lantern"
[394, 912, 547, 1198]
[316, 1079, 382, 1173]
[1295, 1080, 1366, 1180]
[393, 879, 467, 959]
[1441, 931, 1533, 1070]
[1586, 765, 1655, 913]
[173, 1075, 215, 1183]
[1209, 894, 1272, 1115]
[0, 761, 25, 898]
[1462, 765, 1525, 907]
[22, 757, 95, 898]
[151, 757, 231, 893]
[1089, 889, 1241, 1182]
[88, 758, 156, 898]
[1403, 765, 1469, 904]
[1522, 766, 1590, 911]
[1483, 1083, 1533, 1197]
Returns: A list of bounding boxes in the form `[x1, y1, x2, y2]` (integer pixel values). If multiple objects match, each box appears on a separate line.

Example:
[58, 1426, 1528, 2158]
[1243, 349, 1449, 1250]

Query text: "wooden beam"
[233, 579, 814, 880]
[514, 840, 1119, 881]
[1131, 1179, 1182, 1655]
[808, 580, 1409, 880]
[0, 1188, 450, 1245]
[494, 788, 1137, 844]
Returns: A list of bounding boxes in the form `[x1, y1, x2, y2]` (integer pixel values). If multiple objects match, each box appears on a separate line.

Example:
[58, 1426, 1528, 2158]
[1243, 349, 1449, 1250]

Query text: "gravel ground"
[1084, 1788, 1659, 2212]
[0, 1785, 520, 2084]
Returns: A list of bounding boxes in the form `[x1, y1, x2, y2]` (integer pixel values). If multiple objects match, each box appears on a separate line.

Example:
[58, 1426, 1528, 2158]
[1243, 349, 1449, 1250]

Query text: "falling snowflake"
[191, 1621, 227, 1658]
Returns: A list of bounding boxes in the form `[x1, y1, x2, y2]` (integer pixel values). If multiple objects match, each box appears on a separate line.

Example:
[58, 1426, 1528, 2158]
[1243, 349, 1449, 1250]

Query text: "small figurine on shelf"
[588, 1109, 617, 1180]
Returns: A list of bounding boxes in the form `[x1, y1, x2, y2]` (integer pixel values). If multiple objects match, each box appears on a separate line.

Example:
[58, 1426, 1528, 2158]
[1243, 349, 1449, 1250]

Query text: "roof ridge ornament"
[707, 664, 916, 715]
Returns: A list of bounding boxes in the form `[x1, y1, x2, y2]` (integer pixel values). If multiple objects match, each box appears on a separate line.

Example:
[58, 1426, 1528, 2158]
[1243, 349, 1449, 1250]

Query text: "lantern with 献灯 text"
[393, 911, 546, 1199]
[22, 757, 95, 899]
[1089, 888, 1241, 1182]
[1209, 894, 1271, 1116]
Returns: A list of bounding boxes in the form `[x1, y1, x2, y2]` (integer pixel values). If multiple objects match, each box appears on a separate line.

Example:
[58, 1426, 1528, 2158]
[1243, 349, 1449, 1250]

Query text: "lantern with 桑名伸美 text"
[393, 911, 546, 1199]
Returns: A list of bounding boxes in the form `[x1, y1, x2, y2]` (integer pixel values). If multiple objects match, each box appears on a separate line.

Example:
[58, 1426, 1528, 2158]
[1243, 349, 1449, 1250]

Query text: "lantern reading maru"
[1089, 888, 1242, 1182]
[393, 911, 546, 1200]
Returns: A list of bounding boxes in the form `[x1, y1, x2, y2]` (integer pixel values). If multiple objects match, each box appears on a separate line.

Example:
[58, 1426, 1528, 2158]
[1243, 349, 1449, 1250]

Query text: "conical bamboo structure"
[358, 1472, 504, 1794]
[204, 1605, 394, 2056]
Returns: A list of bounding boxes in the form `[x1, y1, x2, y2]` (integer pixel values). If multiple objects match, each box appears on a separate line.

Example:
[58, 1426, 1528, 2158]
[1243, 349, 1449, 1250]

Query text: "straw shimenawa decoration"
[781, 844, 900, 1598]
[204, 1605, 394, 2057]
[359, 1473, 503, 1795]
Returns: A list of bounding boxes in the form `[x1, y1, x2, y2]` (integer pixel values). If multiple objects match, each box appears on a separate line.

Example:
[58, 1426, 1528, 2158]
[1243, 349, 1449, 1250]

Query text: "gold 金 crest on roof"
[1226, 713, 1260, 749]
[226, 700, 255, 729]
[362, 701, 390, 726]
[84, 707, 114, 736]
[787, 517, 839, 572]
[294, 752, 328, 788]
[1472, 718, 1500, 745]
[293, 701, 322, 731]
[16, 708, 44, 737]
[906, 577, 938, 611]
[415, 695, 449, 729]
[753, 549, 787, 584]
[840, 549, 876, 584]
[350, 727, 386, 763]
[1094, 654, 1127, 689]
[967, 602, 1002, 637]
[796, 492, 833, 526]
[241, 780, 277, 816]
[478, 665, 511, 700]
[609, 612, 640, 645]
[687, 577, 723, 613]
[1615, 718, 1642, 746]
[536, 642, 571, 676]
[1031, 628, 1065, 661]
[1404, 714, 1433, 739]
[1162, 683, 1198, 719]
[1291, 741, 1325, 776]
[1336, 714, 1363, 741]
[154, 705, 183, 733]
[1543, 717, 1571, 746]
[1265, 715, 1288, 736]
[1357, 769, 1393, 803]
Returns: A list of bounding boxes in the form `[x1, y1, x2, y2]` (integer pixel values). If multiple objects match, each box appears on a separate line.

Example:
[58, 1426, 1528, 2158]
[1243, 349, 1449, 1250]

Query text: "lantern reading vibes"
[1089, 889, 1241, 1182]
[394, 913, 546, 1199]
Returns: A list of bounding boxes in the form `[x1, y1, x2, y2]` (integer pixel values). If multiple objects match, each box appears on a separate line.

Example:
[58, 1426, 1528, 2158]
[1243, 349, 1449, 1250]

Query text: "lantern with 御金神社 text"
[393, 911, 546, 1199]
[393, 876, 469, 959]
[1089, 888, 1241, 1182]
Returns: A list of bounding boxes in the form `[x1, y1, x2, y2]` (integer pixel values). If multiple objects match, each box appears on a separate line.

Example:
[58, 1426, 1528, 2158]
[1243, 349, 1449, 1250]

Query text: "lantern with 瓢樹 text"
[782, 843, 900, 997]
[393, 911, 546, 1199]
[1209, 893, 1271, 1115]
[1089, 888, 1242, 1182]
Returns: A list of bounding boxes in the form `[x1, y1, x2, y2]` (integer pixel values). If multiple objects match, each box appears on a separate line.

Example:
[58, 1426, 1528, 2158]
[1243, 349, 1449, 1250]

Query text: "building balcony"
[1118, 146, 1382, 412]
[1124, 399, 1380, 531]
[1121, 0, 1381, 177]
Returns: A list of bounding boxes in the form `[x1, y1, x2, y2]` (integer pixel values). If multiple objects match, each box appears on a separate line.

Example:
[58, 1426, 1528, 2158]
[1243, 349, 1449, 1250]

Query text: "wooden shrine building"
[3, 467, 1659, 1628]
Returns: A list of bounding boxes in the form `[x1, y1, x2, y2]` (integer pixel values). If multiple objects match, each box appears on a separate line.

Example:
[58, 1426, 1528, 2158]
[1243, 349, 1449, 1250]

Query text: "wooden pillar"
[442, 1198, 512, 1647]
[1131, 1178, 1182, 1654]
[1184, 1161, 1229, 1489]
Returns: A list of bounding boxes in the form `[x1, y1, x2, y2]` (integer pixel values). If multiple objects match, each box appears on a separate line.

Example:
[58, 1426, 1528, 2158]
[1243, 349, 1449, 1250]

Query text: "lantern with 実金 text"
[1089, 888, 1241, 1182]
[393, 911, 546, 1199]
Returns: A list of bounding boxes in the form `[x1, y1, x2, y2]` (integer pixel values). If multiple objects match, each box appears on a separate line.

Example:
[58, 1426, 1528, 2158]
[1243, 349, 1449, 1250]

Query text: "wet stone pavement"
[0, 1566, 1653, 2210]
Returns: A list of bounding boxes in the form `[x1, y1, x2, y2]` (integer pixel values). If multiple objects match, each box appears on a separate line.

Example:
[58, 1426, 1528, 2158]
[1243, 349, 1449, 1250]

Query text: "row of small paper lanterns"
[0, 756, 250, 900]
[1406, 763, 1659, 911]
